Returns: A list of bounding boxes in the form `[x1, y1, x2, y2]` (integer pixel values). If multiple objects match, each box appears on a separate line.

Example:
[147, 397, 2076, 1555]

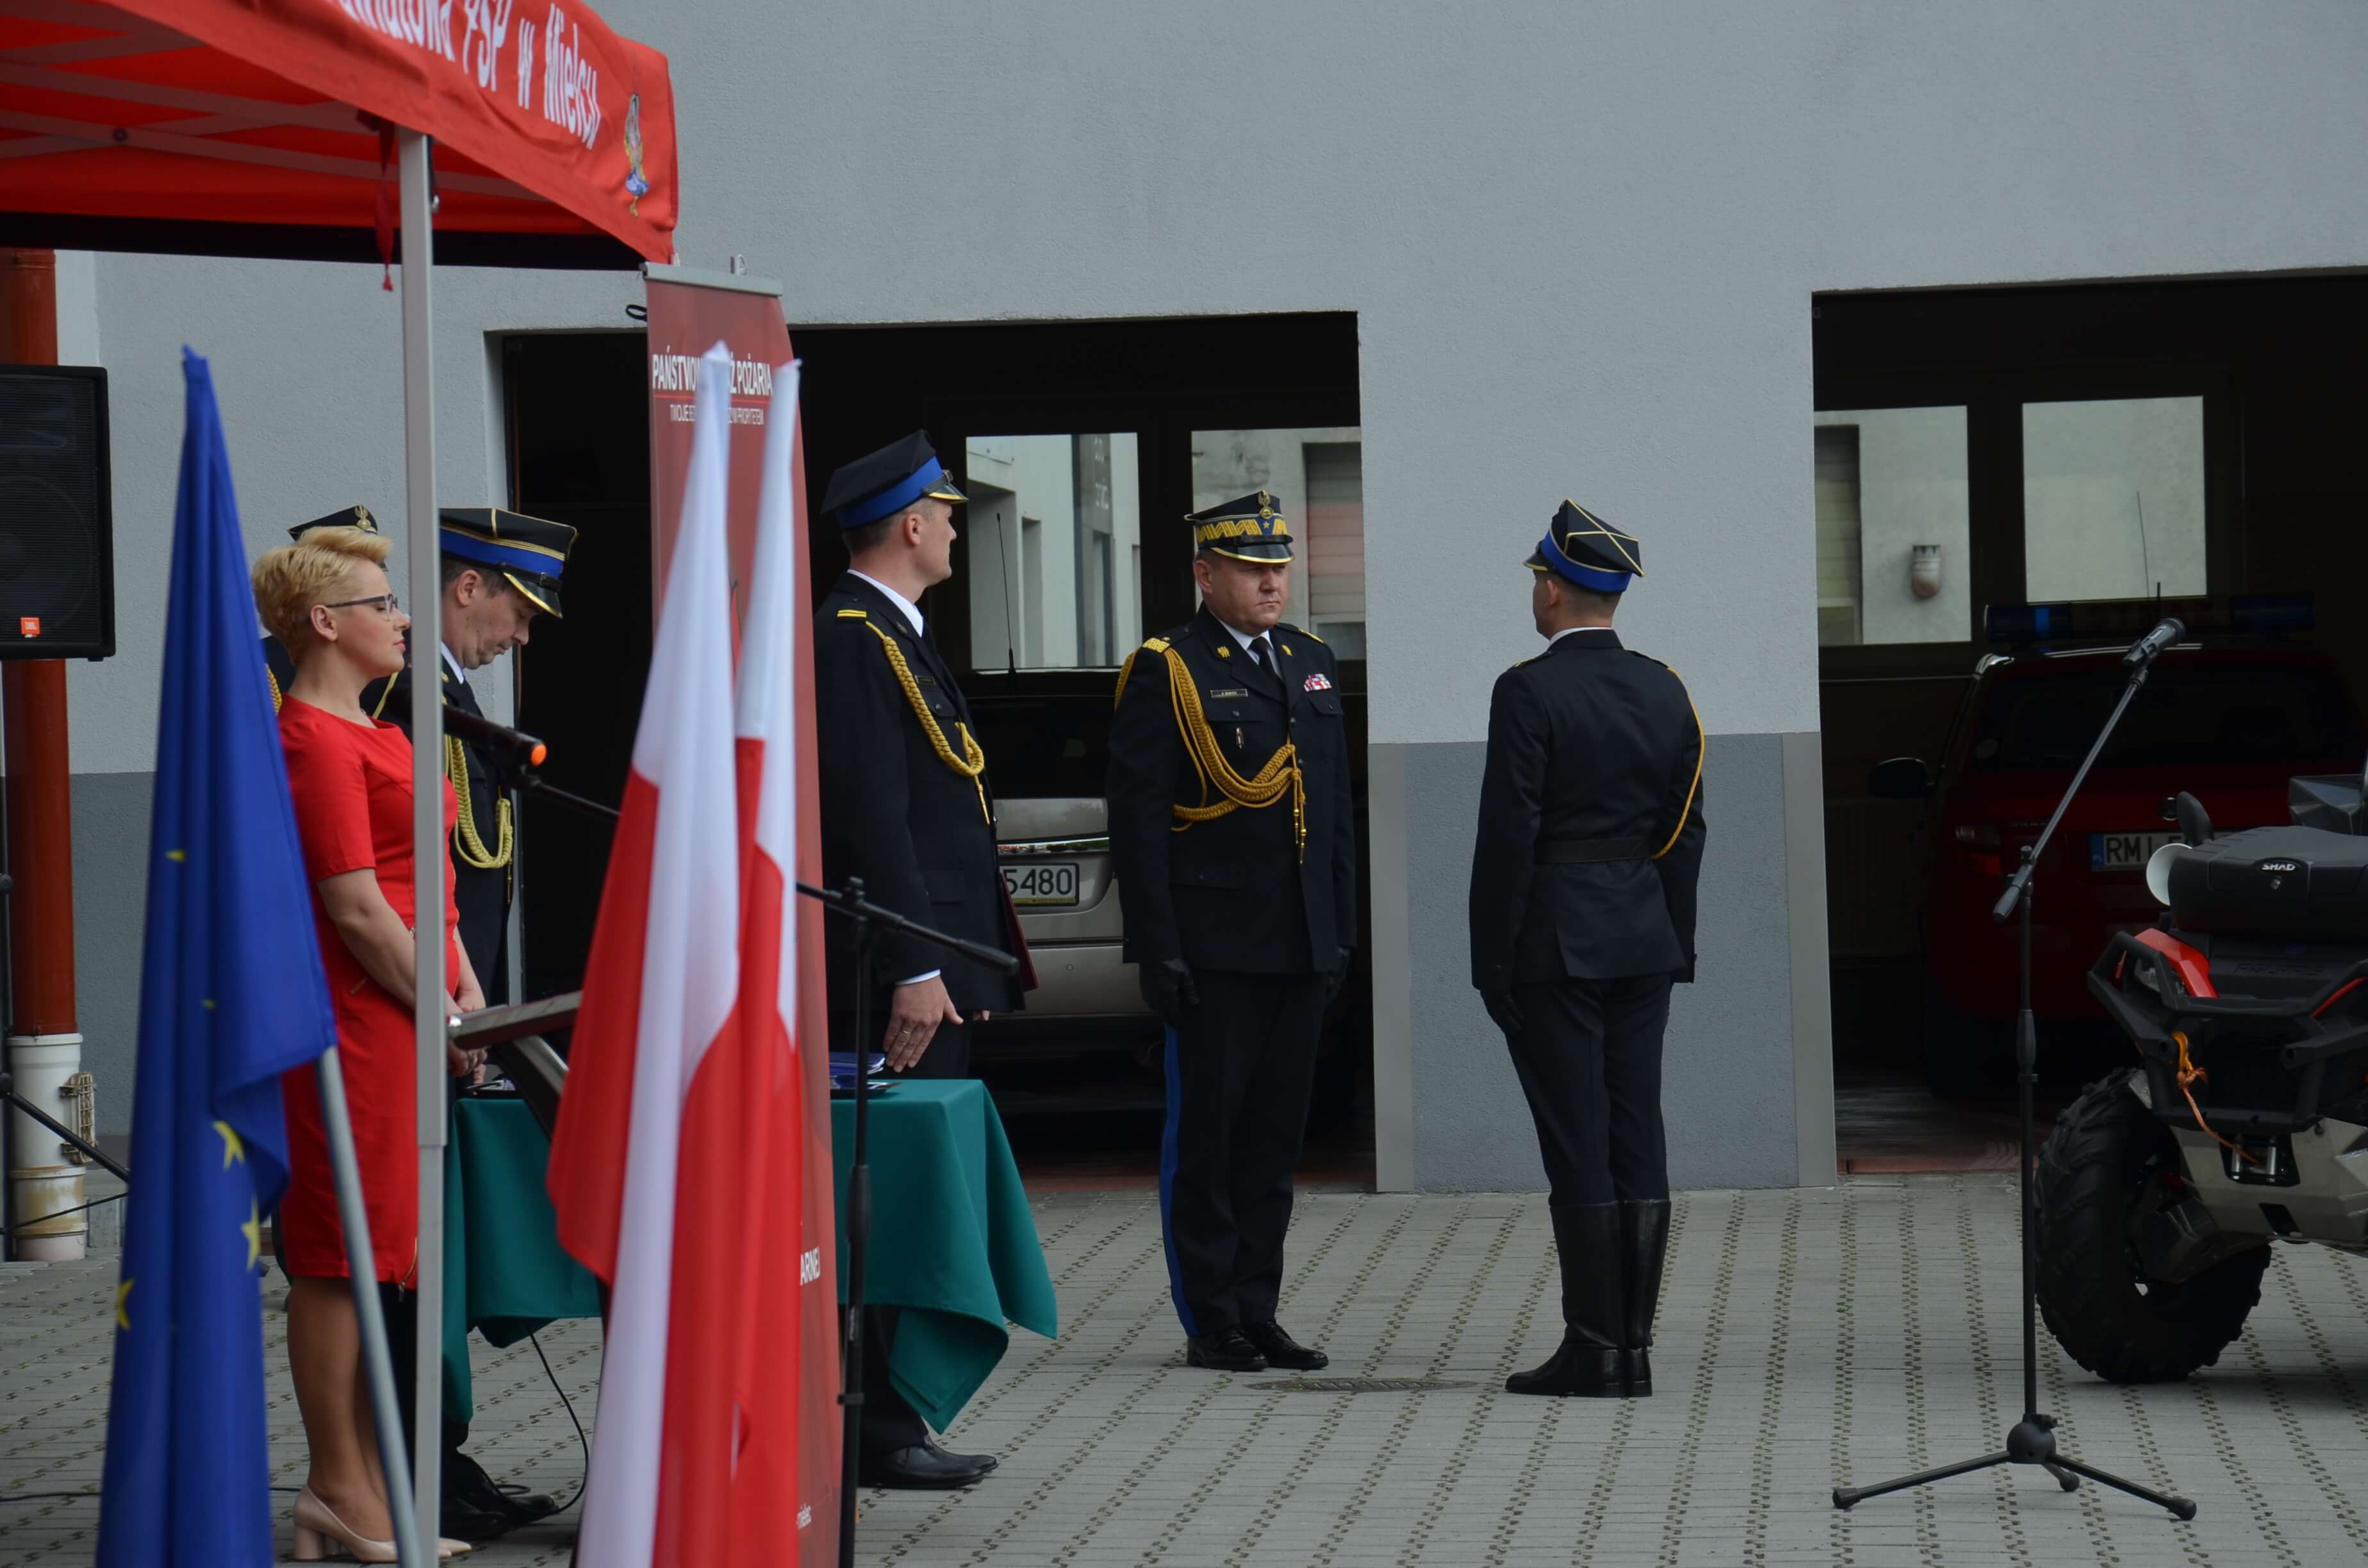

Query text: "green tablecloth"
[441, 1098, 602, 1425]
[440, 1081, 1059, 1434]
[833, 1080, 1059, 1432]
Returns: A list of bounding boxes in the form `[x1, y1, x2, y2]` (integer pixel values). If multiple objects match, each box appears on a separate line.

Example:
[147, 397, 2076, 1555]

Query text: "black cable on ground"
[528, 1330, 591, 1515]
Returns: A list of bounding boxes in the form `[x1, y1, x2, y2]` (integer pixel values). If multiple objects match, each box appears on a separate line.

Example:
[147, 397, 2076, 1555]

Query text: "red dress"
[276, 698, 461, 1283]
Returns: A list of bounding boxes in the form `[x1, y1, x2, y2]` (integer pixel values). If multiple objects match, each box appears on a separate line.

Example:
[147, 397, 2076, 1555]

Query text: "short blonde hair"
[252, 527, 393, 651]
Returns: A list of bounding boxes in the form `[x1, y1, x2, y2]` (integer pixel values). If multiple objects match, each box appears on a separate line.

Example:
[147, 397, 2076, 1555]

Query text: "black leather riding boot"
[1506, 1202, 1623, 1397]
[1619, 1198, 1672, 1397]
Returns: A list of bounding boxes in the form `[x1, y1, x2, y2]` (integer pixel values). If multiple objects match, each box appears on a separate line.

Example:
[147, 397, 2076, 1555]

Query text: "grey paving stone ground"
[8, 1177, 2368, 1566]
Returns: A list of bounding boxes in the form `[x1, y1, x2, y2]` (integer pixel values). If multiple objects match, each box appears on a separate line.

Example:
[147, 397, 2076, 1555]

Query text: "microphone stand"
[793, 876, 1017, 1568]
[1834, 649, 2195, 1520]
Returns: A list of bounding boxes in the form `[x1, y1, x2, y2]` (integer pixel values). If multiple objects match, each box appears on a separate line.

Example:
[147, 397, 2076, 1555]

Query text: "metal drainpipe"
[1, 247, 88, 1262]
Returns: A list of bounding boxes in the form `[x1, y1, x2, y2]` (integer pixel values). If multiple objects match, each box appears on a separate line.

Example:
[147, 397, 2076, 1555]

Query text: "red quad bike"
[2037, 767, 2368, 1382]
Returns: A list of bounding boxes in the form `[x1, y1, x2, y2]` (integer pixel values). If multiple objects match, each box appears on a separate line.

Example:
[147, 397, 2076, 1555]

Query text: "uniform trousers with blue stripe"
[1160, 972, 1328, 1337]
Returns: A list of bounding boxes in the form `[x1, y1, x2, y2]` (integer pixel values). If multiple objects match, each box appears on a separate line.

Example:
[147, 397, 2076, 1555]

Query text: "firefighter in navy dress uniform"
[815, 432, 1028, 1490]
[366, 507, 578, 1540]
[1470, 501, 1706, 1400]
[1106, 493, 1357, 1375]
[375, 507, 577, 1010]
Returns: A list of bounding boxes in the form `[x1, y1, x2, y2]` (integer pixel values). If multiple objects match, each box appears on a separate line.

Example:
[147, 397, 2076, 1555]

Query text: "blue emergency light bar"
[1982, 593, 2315, 646]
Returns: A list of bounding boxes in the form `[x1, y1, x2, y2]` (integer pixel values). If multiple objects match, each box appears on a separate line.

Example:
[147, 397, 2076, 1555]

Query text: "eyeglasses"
[320, 593, 400, 616]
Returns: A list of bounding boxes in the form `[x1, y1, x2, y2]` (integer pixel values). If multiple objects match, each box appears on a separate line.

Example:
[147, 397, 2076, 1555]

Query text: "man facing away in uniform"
[815, 431, 1027, 1489]
[1469, 500, 1706, 1400]
[1106, 491, 1356, 1376]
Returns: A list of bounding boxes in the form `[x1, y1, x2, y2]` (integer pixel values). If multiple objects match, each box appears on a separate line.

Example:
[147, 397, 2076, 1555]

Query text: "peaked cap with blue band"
[1188, 490, 1295, 563]
[823, 430, 967, 530]
[439, 506, 578, 617]
[1528, 499, 1643, 593]
[286, 503, 379, 541]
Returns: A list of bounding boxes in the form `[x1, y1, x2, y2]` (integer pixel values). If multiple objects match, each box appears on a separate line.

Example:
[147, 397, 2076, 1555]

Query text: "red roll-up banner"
[645, 266, 795, 619]
[641, 266, 841, 1560]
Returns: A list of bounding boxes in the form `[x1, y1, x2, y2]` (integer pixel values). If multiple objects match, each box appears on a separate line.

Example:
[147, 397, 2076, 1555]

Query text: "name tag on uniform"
[1206, 687, 1249, 699]
[914, 673, 936, 685]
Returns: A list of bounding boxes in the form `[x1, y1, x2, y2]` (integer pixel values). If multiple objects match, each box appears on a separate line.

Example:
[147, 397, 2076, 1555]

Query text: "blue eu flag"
[97, 350, 339, 1567]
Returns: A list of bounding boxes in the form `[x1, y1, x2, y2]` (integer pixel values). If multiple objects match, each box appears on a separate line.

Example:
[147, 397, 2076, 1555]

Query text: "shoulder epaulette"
[1287, 624, 1324, 645]
[1142, 635, 1170, 653]
[836, 607, 869, 619]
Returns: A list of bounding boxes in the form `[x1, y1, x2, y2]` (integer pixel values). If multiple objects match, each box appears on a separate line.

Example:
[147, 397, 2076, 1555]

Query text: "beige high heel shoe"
[292, 1487, 396, 1562]
[290, 1487, 472, 1560]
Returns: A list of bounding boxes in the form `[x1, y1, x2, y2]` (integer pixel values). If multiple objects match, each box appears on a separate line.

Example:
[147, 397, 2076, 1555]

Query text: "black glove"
[1480, 986, 1524, 1038]
[1324, 947, 1353, 1003]
[1140, 958, 1200, 1029]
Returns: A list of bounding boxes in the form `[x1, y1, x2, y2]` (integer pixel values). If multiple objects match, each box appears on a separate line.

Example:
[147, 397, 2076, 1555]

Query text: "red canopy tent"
[1, 3, 678, 1558]
[0, 0, 676, 265]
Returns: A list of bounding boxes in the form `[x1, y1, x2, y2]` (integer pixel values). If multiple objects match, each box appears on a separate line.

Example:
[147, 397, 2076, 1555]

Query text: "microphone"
[441, 706, 548, 769]
[2121, 617, 2185, 667]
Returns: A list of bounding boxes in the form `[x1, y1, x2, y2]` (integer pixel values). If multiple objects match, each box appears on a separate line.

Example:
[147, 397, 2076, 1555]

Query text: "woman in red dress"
[253, 525, 487, 1562]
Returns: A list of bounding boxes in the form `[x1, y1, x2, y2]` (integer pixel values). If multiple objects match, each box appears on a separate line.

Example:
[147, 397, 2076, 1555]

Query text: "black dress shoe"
[439, 1497, 514, 1543]
[1242, 1321, 1328, 1371]
[448, 1451, 558, 1528]
[1184, 1327, 1267, 1372]
[921, 1437, 996, 1474]
[859, 1442, 996, 1489]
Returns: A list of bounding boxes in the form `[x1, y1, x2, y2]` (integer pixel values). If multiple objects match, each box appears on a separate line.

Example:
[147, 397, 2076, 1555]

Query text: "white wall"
[65, 0, 2368, 772]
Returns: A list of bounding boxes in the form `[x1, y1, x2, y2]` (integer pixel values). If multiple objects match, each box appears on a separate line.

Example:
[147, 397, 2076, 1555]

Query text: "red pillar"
[0, 248, 79, 1041]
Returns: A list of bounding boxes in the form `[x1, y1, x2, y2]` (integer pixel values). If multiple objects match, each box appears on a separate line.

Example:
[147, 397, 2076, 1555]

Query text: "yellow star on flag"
[116, 1279, 133, 1331]
[213, 1120, 247, 1170]
[166, 849, 186, 863]
[241, 1201, 263, 1270]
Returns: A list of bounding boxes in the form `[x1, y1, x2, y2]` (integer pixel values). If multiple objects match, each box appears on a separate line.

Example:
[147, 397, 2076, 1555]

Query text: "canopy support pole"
[398, 127, 448, 1564]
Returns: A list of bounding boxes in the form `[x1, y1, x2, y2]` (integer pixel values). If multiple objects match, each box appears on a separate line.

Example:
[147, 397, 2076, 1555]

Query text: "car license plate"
[2091, 832, 2175, 870]
[1003, 860, 1080, 906]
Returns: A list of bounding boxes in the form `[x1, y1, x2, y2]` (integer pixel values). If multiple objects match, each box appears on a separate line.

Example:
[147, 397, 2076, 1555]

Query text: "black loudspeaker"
[0, 365, 113, 662]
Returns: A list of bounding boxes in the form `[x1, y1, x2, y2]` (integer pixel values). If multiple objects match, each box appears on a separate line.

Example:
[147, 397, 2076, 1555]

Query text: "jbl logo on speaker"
[0, 364, 115, 661]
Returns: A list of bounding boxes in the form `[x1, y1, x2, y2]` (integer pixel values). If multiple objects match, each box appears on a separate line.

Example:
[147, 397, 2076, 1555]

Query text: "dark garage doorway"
[505, 314, 1372, 1188]
[1813, 276, 2368, 1171]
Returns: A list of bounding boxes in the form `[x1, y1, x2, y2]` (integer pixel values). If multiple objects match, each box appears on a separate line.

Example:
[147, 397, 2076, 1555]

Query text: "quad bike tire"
[2035, 1072, 2269, 1383]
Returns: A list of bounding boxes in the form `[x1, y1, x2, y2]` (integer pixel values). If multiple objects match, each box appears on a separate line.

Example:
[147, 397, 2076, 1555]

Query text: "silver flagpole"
[396, 126, 448, 1557]
[315, 1047, 429, 1568]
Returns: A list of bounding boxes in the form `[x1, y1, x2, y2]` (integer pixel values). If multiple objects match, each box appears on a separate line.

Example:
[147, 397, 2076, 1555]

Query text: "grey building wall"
[47, 2, 2368, 1173]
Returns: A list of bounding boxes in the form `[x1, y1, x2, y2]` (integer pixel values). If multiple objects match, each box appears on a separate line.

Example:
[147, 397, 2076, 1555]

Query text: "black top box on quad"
[2034, 765, 2368, 1384]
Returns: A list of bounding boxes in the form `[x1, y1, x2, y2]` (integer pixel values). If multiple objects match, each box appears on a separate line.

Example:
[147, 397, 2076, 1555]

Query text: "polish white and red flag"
[546, 342, 743, 1568]
[721, 355, 841, 1558]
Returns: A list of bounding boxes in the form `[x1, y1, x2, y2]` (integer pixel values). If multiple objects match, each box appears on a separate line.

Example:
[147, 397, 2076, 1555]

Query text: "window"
[1811, 406, 1969, 646]
[1192, 427, 1366, 657]
[2023, 396, 2206, 602]
[964, 433, 1141, 671]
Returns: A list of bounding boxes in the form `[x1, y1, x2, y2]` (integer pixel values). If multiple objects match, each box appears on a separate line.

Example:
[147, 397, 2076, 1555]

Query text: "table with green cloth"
[440, 1097, 602, 1426]
[437, 1081, 1058, 1435]
[833, 1079, 1059, 1432]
